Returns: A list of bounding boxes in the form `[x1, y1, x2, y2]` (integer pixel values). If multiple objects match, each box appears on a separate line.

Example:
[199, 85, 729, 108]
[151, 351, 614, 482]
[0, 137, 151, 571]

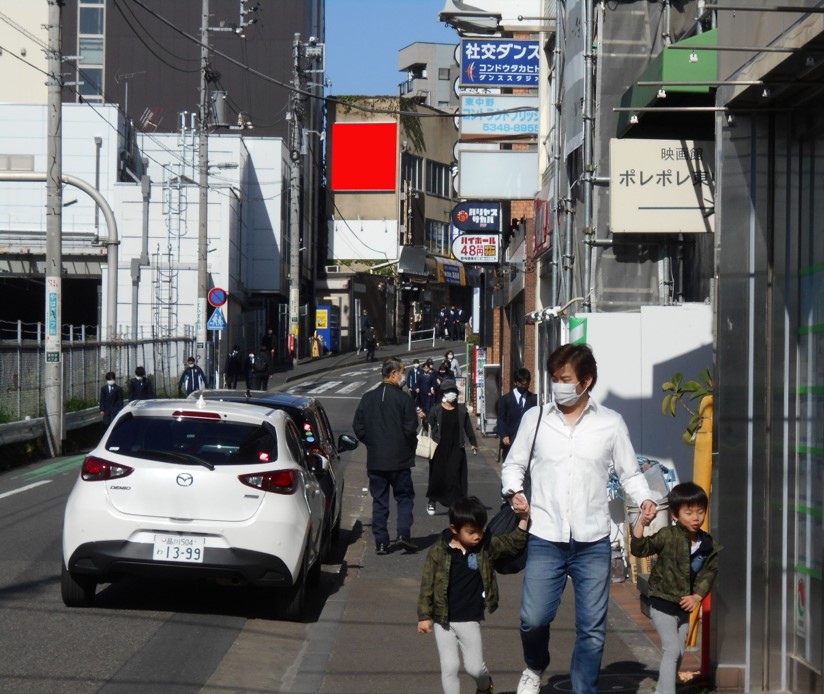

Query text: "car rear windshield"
[105, 415, 279, 466]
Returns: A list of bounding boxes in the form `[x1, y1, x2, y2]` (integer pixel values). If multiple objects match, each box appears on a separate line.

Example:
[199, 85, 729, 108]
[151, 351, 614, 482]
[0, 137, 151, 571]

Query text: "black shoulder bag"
[486, 405, 542, 574]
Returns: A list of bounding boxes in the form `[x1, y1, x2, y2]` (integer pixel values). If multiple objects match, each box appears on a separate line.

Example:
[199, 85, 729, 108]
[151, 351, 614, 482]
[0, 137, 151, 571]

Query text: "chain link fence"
[0, 320, 198, 422]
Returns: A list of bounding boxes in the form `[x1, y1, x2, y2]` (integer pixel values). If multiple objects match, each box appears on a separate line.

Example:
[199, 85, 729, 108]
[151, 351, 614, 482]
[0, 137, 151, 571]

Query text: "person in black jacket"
[99, 371, 124, 426]
[496, 367, 538, 461]
[223, 345, 243, 389]
[128, 366, 154, 401]
[353, 356, 419, 555]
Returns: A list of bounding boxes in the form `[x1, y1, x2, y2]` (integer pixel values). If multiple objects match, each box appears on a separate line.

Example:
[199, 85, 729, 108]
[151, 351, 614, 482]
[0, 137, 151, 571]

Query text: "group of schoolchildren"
[405, 349, 462, 417]
[438, 304, 468, 341]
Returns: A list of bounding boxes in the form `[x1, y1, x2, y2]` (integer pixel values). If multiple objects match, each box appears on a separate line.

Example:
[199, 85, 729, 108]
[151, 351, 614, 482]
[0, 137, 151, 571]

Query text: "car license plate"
[152, 534, 205, 563]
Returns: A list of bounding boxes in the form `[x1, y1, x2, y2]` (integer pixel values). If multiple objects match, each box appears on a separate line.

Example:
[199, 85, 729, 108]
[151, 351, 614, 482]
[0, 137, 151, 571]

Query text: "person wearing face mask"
[501, 344, 659, 694]
[419, 359, 437, 416]
[99, 371, 124, 426]
[128, 366, 155, 401]
[353, 356, 420, 555]
[445, 349, 461, 378]
[425, 379, 478, 516]
[496, 368, 537, 461]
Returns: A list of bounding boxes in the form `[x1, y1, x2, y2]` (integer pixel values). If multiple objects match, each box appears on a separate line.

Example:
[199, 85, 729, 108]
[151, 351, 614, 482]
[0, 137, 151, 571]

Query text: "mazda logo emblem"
[176, 473, 194, 487]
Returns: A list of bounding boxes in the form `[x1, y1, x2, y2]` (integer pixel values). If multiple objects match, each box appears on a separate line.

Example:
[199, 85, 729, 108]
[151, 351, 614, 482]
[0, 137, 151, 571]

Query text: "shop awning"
[617, 29, 717, 137]
[398, 246, 427, 276]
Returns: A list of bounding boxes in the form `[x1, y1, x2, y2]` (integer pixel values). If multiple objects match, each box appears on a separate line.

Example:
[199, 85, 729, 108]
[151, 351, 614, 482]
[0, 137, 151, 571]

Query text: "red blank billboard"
[330, 122, 398, 191]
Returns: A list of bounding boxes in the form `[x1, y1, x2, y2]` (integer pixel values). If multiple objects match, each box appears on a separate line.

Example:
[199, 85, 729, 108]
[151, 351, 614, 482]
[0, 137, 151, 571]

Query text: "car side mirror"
[338, 434, 358, 452]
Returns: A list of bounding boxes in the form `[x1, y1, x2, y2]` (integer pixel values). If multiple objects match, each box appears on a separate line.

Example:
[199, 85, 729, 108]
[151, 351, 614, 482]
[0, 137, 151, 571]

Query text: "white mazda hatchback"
[61, 399, 325, 620]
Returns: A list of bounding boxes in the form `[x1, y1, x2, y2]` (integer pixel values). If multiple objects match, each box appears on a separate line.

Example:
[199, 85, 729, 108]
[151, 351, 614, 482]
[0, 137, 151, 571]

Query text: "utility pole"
[196, 0, 210, 371]
[44, 0, 63, 456]
[288, 33, 303, 364]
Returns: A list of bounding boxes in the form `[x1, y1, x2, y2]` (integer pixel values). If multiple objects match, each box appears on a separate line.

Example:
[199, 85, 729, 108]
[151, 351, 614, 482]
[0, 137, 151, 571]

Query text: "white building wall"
[575, 303, 713, 482]
[0, 3, 48, 104]
[329, 218, 399, 261]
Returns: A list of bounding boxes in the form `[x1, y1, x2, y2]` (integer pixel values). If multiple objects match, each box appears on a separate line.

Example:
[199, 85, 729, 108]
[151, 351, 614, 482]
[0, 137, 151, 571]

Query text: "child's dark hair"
[449, 496, 488, 530]
[667, 482, 709, 515]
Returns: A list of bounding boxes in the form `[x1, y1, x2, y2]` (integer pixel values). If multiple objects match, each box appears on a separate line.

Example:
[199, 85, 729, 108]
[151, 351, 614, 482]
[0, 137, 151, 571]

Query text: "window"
[425, 219, 450, 255]
[438, 67, 450, 80]
[77, 0, 105, 103]
[401, 153, 423, 191]
[426, 160, 451, 198]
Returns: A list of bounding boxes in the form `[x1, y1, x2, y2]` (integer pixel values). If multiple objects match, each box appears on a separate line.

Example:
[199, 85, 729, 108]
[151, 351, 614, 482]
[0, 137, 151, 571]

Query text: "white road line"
[0, 480, 52, 500]
[306, 381, 344, 395]
[311, 395, 363, 400]
[336, 381, 365, 394]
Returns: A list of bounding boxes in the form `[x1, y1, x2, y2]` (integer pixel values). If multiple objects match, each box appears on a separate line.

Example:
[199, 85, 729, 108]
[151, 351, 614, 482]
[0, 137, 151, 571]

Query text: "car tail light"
[81, 456, 134, 481]
[171, 410, 223, 420]
[239, 469, 299, 494]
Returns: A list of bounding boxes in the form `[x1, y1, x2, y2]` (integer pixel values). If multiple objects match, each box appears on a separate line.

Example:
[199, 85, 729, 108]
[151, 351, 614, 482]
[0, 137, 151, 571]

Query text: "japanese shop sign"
[460, 39, 539, 87]
[459, 95, 539, 140]
[451, 234, 501, 264]
[451, 201, 502, 231]
[609, 138, 715, 234]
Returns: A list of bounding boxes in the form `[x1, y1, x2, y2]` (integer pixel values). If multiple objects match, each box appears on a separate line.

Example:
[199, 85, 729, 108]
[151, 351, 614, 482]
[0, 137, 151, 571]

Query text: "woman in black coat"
[425, 379, 478, 515]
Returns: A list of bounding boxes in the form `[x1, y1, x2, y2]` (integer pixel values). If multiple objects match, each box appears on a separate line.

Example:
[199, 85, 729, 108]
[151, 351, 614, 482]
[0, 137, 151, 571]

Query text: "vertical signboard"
[459, 39, 540, 87]
[45, 276, 60, 363]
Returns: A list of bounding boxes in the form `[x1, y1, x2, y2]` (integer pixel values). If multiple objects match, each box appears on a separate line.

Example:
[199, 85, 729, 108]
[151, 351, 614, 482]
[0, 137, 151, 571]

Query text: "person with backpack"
[417, 496, 529, 694]
[253, 344, 271, 390]
[178, 357, 207, 395]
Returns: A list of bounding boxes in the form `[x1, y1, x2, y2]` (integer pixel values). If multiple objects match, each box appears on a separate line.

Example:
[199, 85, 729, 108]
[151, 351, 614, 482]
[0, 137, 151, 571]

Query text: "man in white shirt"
[502, 344, 658, 694]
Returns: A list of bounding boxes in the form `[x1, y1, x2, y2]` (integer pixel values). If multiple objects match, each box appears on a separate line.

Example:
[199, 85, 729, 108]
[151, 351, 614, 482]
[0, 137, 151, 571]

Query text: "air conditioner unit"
[325, 265, 343, 273]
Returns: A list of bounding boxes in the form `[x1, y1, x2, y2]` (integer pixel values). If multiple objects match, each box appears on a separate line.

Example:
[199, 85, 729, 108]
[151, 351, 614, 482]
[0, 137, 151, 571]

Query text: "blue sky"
[325, 0, 458, 96]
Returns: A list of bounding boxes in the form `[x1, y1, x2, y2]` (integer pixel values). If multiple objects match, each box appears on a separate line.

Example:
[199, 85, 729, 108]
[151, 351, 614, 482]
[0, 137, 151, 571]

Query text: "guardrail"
[407, 327, 436, 351]
[0, 407, 100, 447]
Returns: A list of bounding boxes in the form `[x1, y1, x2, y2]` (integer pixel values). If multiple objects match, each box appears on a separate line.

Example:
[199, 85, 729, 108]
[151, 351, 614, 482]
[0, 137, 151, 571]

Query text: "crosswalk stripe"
[336, 381, 365, 394]
[306, 381, 344, 395]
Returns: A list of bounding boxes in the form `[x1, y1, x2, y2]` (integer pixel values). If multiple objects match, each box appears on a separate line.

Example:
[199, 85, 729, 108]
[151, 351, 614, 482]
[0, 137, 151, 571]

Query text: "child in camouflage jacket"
[417, 495, 529, 694]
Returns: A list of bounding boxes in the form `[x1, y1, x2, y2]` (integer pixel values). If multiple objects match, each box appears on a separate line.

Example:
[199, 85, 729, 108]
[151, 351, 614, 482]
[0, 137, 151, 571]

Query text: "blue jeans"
[519, 534, 611, 694]
[367, 469, 415, 546]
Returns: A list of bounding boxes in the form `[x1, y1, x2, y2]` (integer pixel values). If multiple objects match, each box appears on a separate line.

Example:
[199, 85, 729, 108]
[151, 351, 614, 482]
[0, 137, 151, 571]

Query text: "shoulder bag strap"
[523, 405, 542, 499]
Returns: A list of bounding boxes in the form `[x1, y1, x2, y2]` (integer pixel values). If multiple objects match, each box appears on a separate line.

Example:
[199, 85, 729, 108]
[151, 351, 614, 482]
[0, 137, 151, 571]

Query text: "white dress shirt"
[501, 398, 655, 543]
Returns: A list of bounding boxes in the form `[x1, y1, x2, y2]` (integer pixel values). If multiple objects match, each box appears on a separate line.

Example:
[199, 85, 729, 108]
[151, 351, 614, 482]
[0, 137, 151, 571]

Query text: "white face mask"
[443, 392, 458, 403]
[552, 381, 584, 406]
[106, 380, 115, 386]
[398, 377, 407, 388]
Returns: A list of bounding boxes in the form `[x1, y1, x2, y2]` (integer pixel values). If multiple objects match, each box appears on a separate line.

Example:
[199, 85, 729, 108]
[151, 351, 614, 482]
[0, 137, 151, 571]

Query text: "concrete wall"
[0, 3, 48, 104]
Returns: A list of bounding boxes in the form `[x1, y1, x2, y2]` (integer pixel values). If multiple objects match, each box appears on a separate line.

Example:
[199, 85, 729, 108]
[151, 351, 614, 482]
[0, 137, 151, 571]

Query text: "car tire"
[278, 568, 306, 621]
[60, 563, 96, 607]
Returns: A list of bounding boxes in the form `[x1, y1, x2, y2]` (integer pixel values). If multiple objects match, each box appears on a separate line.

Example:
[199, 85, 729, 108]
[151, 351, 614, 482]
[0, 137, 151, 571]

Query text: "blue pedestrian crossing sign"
[207, 307, 227, 331]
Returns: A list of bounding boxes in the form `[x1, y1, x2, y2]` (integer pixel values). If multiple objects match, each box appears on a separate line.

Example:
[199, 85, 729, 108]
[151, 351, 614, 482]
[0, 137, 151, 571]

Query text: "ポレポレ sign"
[451, 234, 501, 264]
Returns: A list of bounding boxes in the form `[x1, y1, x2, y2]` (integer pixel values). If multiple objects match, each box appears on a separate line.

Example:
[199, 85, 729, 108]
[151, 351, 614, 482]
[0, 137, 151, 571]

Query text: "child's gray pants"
[434, 621, 491, 694]
[650, 605, 690, 694]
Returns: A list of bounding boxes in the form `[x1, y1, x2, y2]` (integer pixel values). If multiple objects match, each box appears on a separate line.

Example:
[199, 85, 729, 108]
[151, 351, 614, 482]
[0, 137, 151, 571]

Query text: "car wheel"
[278, 565, 306, 622]
[60, 563, 96, 607]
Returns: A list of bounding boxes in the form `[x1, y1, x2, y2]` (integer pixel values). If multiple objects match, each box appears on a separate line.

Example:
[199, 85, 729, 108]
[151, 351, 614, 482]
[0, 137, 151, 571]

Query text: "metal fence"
[0, 320, 197, 422]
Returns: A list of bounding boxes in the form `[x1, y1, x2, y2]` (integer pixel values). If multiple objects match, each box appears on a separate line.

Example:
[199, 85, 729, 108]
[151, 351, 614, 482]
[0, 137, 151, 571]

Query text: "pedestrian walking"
[496, 368, 538, 461]
[253, 344, 271, 390]
[406, 358, 422, 401]
[352, 356, 419, 555]
[223, 345, 243, 389]
[178, 357, 207, 395]
[445, 349, 461, 378]
[502, 343, 659, 694]
[364, 325, 378, 362]
[99, 371, 124, 426]
[418, 495, 530, 694]
[127, 366, 154, 401]
[425, 379, 478, 516]
[419, 359, 437, 415]
[359, 309, 372, 353]
[631, 482, 720, 694]
[244, 349, 256, 391]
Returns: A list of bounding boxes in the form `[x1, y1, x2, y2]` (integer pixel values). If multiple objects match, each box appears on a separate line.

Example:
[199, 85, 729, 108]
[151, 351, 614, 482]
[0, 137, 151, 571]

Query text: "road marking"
[13, 455, 85, 480]
[312, 395, 363, 400]
[336, 381, 365, 394]
[306, 381, 344, 395]
[0, 480, 52, 499]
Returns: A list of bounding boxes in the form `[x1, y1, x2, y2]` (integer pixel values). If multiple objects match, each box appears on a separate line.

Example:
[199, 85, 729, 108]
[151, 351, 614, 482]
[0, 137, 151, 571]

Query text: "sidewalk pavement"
[274, 342, 708, 694]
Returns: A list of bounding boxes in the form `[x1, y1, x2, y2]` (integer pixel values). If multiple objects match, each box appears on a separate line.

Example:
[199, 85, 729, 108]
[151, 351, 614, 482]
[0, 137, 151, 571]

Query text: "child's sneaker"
[475, 676, 493, 694]
[427, 501, 436, 515]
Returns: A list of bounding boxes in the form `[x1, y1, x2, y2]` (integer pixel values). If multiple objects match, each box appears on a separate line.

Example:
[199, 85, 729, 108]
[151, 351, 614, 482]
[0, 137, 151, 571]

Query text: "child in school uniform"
[631, 482, 721, 694]
[418, 496, 529, 694]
